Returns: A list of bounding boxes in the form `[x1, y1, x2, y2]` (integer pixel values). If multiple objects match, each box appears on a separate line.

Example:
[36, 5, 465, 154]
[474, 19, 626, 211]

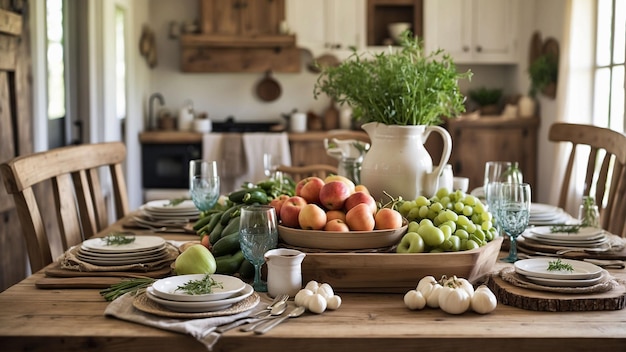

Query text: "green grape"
[430, 202, 444, 213]
[408, 221, 420, 233]
[436, 188, 449, 199]
[418, 205, 429, 218]
[440, 224, 452, 240]
[462, 205, 473, 217]
[454, 229, 469, 240]
[417, 224, 445, 247]
[465, 239, 480, 250]
[415, 195, 430, 207]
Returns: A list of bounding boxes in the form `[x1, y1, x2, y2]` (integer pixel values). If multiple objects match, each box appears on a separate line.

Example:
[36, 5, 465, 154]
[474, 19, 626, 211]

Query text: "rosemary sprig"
[547, 258, 574, 272]
[166, 197, 187, 207]
[100, 278, 155, 301]
[175, 274, 223, 295]
[101, 233, 136, 246]
[550, 224, 581, 234]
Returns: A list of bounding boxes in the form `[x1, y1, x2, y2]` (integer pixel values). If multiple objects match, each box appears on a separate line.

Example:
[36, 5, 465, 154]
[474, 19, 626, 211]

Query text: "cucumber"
[220, 204, 243, 226]
[220, 216, 240, 239]
[243, 190, 269, 205]
[208, 222, 225, 245]
[192, 212, 215, 231]
[211, 232, 241, 257]
[238, 258, 255, 280]
[197, 211, 222, 234]
[215, 251, 245, 275]
[228, 188, 264, 203]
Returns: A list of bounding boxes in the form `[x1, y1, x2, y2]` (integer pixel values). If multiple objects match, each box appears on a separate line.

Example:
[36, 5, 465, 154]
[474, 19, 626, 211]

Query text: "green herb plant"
[166, 197, 187, 207]
[101, 233, 136, 246]
[547, 258, 574, 272]
[175, 274, 223, 295]
[549, 224, 581, 234]
[314, 31, 472, 126]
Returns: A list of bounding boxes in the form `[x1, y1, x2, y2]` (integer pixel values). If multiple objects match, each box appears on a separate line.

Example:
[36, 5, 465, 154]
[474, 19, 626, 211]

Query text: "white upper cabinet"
[424, 0, 519, 64]
[286, 0, 366, 60]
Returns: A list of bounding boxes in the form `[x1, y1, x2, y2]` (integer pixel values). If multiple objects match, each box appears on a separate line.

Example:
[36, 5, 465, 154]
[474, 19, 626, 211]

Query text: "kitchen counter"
[139, 130, 369, 145]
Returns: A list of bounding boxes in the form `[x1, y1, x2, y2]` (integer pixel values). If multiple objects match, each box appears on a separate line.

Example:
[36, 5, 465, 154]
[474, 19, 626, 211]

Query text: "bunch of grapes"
[398, 188, 498, 252]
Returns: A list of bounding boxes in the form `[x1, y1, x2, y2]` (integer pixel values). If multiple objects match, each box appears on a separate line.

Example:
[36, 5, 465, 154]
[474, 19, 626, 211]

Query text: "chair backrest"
[0, 142, 130, 272]
[549, 122, 626, 237]
[276, 164, 339, 183]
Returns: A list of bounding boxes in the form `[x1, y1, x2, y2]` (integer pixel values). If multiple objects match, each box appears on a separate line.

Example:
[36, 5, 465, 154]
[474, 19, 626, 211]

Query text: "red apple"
[354, 184, 370, 195]
[324, 219, 350, 232]
[280, 196, 307, 228]
[375, 208, 403, 230]
[344, 191, 377, 214]
[319, 181, 351, 210]
[295, 176, 325, 204]
[325, 209, 346, 222]
[345, 203, 376, 231]
[298, 204, 327, 230]
[269, 194, 290, 220]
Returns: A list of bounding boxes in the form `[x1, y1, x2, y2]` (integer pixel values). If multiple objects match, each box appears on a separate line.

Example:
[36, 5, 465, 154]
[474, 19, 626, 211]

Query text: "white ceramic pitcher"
[264, 248, 306, 298]
[360, 122, 452, 201]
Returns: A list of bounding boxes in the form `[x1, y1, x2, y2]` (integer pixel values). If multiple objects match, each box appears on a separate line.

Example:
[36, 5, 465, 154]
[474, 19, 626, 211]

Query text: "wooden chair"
[549, 122, 626, 237]
[0, 142, 130, 272]
[276, 164, 339, 183]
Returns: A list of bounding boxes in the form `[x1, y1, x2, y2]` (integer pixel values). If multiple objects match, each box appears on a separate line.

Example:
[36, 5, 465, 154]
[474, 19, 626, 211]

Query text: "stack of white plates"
[145, 274, 253, 313]
[514, 258, 605, 287]
[529, 203, 573, 226]
[522, 226, 608, 248]
[140, 199, 200, 222]
[77, 235, 168, 266]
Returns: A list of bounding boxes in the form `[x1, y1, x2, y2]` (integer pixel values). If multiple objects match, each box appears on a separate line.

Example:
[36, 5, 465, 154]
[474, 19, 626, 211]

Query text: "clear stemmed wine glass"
[484, 161, 523, 187]
[263, 153, 280, 179]
[189, 160, 220, 211]
[494, 182, 532, 263]
[239, 205, 278, 292]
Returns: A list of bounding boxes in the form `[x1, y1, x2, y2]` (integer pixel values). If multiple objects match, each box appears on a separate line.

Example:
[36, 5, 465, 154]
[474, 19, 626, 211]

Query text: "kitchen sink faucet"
[148, 93, 165, 130]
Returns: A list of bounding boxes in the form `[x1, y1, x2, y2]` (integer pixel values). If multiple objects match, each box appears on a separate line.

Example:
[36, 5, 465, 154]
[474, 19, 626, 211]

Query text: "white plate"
[82, 235, 165, 253]
[522, 231, 608, 247]
[530, 203, 561, 215]
[79, 244, 166, 258]
[151, 274, 246, 302]
[530, 226, 604, 241]
[145, 284, 253, 313]
[76, 251, 168, 266]
[144, 199, 198, 212]
[514, 258, 603, 280]
[523, 272, 605, 287]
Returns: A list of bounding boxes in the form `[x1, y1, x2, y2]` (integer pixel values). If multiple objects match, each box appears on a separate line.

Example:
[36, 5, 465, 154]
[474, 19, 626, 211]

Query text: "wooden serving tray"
[487, 274, 626, 312]
[300, 236, 503, 293]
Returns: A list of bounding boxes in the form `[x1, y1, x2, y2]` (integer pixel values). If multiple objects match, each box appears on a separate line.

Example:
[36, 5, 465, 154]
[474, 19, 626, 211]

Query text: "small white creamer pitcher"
[264, 248, 306, 298]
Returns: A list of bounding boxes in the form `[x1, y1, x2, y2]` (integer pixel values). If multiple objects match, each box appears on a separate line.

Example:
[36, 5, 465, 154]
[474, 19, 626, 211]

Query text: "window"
[593, 0, 625, 132]
[46, 0, 67, 148]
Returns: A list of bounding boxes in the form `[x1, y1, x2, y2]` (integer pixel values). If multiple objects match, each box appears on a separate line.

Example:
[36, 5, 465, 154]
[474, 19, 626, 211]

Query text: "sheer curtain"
[549, 0, 596, 216]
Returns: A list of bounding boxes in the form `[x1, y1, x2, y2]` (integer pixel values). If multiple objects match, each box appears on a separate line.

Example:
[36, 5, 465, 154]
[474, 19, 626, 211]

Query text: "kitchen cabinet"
[423, 0, 519, 64]
[285, 0, 366, 60]
[200, 0, 285, 36]
[446, 116, 539, 197]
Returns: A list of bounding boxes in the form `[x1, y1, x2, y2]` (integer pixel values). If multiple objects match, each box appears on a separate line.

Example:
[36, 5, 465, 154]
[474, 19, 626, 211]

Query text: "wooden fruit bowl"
[277, 222, 408, 250]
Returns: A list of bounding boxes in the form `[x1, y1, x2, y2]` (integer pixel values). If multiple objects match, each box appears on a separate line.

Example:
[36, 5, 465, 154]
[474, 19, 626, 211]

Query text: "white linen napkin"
[104, 292, 270, 351]
[242, 132, 292, 184]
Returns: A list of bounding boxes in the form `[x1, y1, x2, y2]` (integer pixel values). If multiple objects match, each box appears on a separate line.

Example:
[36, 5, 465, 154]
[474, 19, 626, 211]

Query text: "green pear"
[396, 232, 425, 253]
[174, 244, 217, 275]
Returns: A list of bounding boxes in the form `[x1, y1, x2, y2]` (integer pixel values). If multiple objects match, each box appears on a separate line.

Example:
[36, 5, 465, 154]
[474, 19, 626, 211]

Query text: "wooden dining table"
[1, 214, 626, 352]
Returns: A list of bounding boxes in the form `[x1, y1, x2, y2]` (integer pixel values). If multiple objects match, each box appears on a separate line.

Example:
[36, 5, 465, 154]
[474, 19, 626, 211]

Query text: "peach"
[325, 209, 346, 222]
[295, 176, 325, 204]
[345, 203, 376, 231]
[324, 175, 356, 194]
[269, 194, 290, 219]
[344, 191, 377, 214]
[280, 196, 307, 228]
[324, 219, 350, 232]
[298, 204, 327, 230]
[319, 181, 351, 210]
[375, 208, 403, 230]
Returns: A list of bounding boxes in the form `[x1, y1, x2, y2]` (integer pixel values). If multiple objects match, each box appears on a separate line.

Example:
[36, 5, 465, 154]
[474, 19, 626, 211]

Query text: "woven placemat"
[132, 291, 260, 319]
[499, 266, 620, 294]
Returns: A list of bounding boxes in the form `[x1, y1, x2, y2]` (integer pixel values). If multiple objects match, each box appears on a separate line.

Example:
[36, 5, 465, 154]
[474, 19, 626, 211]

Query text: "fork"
[216, 294, 289, 333]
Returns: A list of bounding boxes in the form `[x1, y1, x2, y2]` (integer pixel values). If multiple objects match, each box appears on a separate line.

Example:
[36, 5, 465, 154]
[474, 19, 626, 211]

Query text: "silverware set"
[216, 294, 305, 334]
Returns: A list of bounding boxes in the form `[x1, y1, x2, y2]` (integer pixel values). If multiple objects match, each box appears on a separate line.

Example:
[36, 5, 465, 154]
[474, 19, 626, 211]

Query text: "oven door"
[141, 143, 201, 189]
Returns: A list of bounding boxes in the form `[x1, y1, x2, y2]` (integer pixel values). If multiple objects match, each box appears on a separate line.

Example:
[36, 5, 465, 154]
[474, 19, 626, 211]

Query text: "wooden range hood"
[180, 0, 301, 73]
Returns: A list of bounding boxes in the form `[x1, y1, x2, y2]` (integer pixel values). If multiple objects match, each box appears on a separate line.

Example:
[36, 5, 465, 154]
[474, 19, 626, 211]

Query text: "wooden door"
[0, 2, 31, 291]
